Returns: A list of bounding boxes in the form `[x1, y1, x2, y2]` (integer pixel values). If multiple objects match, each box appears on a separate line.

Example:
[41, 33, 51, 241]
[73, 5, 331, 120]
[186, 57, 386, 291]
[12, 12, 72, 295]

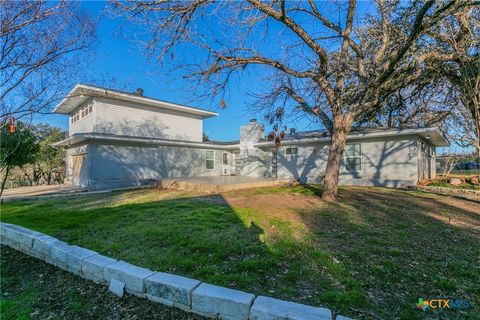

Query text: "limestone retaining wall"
[1, 222, 353, 320]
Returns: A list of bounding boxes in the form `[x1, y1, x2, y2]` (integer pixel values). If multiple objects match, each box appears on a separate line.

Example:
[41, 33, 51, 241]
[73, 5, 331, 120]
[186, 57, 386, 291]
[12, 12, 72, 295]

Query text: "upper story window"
[206, 150, 215, 170]
[345, 143, 362, 171]
[71, 102, 93, 124]
[286, 147, 298, 156]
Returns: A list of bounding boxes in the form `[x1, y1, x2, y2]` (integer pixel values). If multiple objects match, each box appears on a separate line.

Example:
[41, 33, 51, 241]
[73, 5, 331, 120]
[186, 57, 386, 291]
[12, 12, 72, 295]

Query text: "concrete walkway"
[0, 185, 87, 201]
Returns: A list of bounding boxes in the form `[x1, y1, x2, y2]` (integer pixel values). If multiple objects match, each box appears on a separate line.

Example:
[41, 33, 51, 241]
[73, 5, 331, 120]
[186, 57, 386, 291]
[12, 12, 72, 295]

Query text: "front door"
[222, 152, 230, 175]
[270, 148, 278, 178]
[71, 154, 87, 187]
[232, 151, 240, 175]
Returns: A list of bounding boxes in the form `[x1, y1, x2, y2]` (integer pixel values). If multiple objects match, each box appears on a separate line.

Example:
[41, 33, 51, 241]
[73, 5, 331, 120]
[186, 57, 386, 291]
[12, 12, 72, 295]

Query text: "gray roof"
[53, 132, 239, 150]
[257, 126, 449, 147]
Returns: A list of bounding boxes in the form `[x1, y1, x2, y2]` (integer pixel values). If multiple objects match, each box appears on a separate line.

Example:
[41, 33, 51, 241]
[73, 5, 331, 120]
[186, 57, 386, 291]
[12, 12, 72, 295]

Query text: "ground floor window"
[345, 143, 362, 171]
[286, 147, 298, 155]
[206, 150, 215, 169]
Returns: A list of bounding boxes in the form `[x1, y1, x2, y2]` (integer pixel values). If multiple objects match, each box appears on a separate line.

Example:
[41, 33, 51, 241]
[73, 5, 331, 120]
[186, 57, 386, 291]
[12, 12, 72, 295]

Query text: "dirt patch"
[223, 191, 323, 223]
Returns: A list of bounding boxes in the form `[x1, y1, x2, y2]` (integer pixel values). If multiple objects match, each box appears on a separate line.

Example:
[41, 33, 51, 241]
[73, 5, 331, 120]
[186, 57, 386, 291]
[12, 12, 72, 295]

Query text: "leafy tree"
[114, 0, 472, 200]
[28, 124, 67, 185]
[0, 122, 39, 196]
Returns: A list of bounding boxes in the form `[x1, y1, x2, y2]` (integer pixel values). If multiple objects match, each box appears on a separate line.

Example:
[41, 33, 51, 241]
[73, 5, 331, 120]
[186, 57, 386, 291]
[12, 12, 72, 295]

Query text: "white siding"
[418, 138, 436, 180]
[93, 97, 203, 141]
[338, 136, 418, 187]
[260, 135, 420, 187]
[87, 142, 225, 189]
[69, 100, 95, 135]
[238, 122, 269, 177]
[273, 144, 329, 184]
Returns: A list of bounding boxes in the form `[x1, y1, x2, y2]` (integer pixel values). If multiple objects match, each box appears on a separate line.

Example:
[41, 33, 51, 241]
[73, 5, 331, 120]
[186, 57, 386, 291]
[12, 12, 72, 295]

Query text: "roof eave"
[254, 128, 450, 148]
[52, 84, 219, 119]
[52, 133, 240, 150]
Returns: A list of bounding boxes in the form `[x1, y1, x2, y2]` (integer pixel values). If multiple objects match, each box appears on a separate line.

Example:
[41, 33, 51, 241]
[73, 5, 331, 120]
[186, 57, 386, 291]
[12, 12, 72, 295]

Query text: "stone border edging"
[0, 222, 353, 320]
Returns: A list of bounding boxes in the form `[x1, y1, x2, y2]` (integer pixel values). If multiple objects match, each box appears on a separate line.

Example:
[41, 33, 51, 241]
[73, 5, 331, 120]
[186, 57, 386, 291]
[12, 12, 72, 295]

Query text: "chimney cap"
[136, 88, 144, 96]
[249, 118, 257, 123]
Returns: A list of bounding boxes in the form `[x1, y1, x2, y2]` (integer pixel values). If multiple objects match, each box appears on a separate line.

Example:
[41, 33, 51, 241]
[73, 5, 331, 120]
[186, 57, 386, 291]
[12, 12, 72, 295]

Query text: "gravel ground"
[0, 245, 206, 320]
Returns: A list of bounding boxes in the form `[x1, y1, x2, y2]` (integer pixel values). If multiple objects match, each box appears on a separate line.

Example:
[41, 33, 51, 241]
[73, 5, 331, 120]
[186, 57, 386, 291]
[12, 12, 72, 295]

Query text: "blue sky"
[34, 1, 458, 154]
[39, 1, 332, 141]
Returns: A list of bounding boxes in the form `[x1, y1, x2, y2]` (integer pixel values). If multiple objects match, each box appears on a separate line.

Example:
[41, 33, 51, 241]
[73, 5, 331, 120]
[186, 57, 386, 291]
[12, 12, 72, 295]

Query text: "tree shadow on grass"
[0, 192, 344, 315]
[3, 187, 479, 320]
[298, 187, 480, 320]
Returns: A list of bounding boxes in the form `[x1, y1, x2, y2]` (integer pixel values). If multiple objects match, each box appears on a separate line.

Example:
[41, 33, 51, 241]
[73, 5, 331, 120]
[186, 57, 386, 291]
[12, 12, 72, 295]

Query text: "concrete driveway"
[1, 185, 86, 202]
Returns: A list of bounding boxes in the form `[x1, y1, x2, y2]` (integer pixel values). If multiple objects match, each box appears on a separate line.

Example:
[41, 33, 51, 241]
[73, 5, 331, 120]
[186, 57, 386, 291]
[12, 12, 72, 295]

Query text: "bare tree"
[0, 0, 97, 122]
[113, 0, 473, 200]
[420, 6, 480, 156]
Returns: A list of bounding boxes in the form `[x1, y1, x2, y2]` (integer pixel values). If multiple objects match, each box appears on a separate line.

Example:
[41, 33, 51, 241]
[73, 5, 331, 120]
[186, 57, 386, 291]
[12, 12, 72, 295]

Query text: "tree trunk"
[322, 124, 350, 201]
[474, 103, 480, 159]
[24, 172, 33, 186]
[0, 165, 12, 197]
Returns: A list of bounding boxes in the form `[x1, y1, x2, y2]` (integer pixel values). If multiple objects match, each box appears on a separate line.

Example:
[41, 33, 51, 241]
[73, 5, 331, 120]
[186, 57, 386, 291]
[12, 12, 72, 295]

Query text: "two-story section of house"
[52, 84, 240, 189]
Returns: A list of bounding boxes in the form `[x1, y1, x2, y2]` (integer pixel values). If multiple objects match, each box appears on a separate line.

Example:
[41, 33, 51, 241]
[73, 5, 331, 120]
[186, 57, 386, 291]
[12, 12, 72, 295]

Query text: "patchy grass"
[0, 246, 205, 320]
[427, 180, 480, 190]
[1, 186, 479, 319]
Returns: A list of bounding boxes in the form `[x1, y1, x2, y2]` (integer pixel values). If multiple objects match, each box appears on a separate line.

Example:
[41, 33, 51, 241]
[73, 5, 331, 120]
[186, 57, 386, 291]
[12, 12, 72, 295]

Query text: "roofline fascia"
[52, 84, 219, 118]
[52, 134, 240, 150]
[254, 128, 449, 147]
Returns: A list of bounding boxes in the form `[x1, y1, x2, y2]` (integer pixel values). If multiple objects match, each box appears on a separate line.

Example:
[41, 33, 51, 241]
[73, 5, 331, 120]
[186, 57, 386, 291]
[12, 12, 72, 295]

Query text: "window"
[206, 150, 215, 169]
[222, 153, 228, 165]
[345, 144, 362, 171]
[286, 147, 298, 155]
[88, 104, 93, 113]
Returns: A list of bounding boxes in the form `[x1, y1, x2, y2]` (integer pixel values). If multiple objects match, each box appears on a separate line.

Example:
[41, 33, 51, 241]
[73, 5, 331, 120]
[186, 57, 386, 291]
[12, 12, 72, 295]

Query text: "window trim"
[345, 143, 362, 172]
[206, 150, 215, 170]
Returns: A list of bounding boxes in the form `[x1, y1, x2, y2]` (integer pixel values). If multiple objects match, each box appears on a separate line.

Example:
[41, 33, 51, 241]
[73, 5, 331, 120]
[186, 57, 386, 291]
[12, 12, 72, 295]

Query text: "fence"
[436, 155, 480, 176]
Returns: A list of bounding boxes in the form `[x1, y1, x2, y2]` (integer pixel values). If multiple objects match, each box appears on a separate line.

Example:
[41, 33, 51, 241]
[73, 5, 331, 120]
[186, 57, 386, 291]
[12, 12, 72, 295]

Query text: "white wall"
[238, 122, 269, 177]
[338, 136, 418, 187]
[86, 141, 226, 189]
[94, 98, 203, 141]
[260, 135, 420, 187]
[69, 99, 95, 136]
[418, 138, 436, 179]
[273, 144, 329, 184]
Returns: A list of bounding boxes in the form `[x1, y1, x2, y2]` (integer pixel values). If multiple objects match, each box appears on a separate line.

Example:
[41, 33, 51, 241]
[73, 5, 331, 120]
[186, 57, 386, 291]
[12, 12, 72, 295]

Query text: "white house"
[53, 84, 449, 189]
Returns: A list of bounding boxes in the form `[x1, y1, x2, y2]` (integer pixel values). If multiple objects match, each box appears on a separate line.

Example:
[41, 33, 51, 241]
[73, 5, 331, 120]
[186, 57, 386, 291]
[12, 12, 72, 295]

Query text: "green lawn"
[1, 186, 479, 319]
